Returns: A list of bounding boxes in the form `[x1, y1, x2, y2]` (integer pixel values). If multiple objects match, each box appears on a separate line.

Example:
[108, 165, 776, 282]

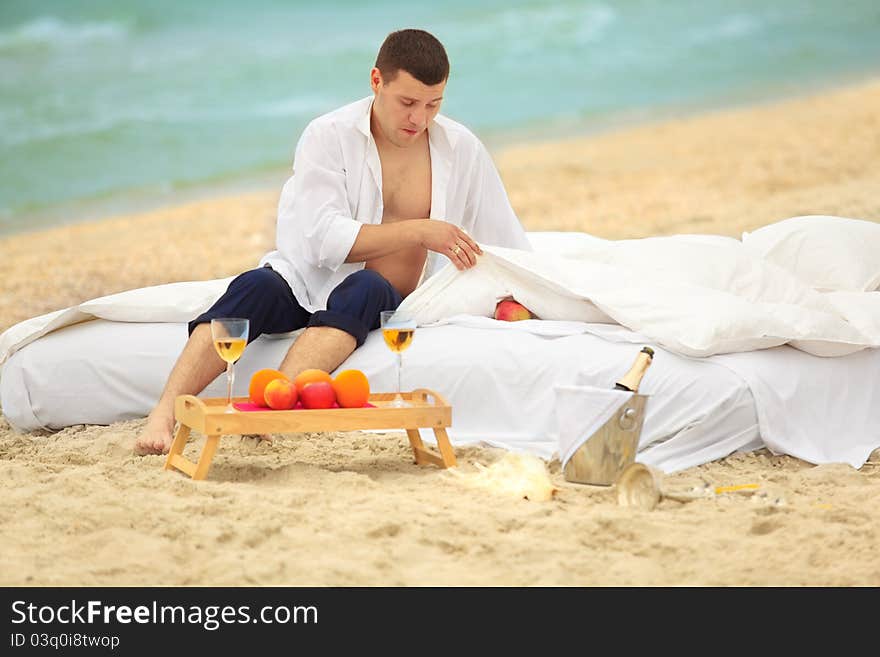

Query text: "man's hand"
[416, 220, 483, 270]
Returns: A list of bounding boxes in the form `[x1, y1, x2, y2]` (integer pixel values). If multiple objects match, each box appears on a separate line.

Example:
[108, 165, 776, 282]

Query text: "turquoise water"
[2, 0, 879, 235]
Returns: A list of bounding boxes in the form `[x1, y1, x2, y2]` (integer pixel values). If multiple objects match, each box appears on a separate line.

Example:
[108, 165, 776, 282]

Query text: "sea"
[1, 0, 879, 235]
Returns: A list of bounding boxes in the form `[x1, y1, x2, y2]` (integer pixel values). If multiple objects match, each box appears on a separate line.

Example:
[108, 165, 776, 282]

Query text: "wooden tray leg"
[163, 424, 220, 481]
[193, 434, 221, 481]
[406, 428, 456, 469]
[433, 427, 457, 468]
[405, 428, 426, 462]
[164, 423, 195, 475]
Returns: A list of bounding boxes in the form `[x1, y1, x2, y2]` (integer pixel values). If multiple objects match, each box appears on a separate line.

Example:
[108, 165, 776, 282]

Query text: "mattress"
[1, 316, 765, 473]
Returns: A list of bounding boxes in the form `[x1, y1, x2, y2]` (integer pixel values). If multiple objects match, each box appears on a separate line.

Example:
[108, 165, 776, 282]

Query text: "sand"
[2, 79, 880, 586]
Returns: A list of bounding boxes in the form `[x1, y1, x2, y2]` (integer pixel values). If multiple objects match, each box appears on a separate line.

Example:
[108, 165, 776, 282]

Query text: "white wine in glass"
[211, 318, 249, 412]
[380, 310, 416, 407]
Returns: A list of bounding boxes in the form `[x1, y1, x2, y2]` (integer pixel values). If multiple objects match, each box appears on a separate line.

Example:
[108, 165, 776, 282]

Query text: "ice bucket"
[555, 387, 650, 486]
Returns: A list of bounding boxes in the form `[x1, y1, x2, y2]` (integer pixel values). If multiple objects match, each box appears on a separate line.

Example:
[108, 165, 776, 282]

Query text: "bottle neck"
[615, 352, 653, 393]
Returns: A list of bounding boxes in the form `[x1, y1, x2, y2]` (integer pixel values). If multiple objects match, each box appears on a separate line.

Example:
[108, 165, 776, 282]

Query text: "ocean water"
[1, 0, 879, 235]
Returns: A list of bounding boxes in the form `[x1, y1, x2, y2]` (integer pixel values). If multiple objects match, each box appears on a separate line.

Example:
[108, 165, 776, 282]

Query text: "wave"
[449, 2, 617, 51]
[0, 16, 130, 51]
[498, 3, 617, 45]
[251, 95, 336, 118]
[424, 2, 618, 70]
[0, 96, 335, 148]
[687, 12, 768, 45]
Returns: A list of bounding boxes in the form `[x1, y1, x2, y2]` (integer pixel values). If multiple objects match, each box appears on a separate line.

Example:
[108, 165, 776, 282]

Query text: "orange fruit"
[332, 369, 370, 408]
[293, 368, 333, 395]
[249, 368, 289, 406]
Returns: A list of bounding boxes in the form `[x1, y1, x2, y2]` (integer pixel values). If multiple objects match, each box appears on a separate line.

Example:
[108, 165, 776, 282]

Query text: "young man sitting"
[135, 28, 530, 455]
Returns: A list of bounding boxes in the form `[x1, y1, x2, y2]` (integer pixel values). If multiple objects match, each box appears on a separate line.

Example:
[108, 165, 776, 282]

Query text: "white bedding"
[398, 236, 880, 358]
[4, 313, 879, 472]
[1, 316, 766, 473]
[2, 222, 879, 473]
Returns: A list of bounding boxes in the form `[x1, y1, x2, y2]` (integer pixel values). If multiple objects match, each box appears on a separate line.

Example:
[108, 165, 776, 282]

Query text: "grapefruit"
[332, 369, 370, 408]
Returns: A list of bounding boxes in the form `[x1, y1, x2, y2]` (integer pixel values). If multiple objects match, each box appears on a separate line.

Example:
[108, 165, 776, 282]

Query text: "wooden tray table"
[164, 388, 455, 481]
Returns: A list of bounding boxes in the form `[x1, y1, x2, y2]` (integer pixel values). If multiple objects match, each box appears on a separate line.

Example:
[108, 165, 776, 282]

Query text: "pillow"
[603, 236, 828, 307]
[0, 277, 235, 366]
[79, 277, 234, 322]
[742, 215, 880, 292]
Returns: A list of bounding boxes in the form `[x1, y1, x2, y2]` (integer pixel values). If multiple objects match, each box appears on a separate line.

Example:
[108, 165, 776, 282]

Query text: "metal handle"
[618, 407, 639, 431]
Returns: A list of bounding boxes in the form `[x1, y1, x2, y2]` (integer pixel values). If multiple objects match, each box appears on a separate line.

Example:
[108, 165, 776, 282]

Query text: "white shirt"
[259, 96, 531, 312]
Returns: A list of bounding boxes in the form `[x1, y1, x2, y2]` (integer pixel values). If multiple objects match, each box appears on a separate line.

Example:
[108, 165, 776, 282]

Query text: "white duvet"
[398, 233, 880, 358]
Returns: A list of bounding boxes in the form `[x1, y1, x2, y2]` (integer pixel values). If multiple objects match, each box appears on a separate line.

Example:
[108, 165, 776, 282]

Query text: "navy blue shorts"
[188, 266, 403, 347]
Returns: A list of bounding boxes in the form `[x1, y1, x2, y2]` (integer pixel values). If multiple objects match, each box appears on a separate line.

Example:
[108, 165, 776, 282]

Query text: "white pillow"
[604, 236, 830, 308]
[0, 277, 234, 366]
[79, 277, 233, 322]
[742, 215, 880, 292]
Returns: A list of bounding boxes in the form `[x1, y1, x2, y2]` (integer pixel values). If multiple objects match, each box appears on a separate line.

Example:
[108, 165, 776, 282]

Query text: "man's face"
[370, 67, 446, 148]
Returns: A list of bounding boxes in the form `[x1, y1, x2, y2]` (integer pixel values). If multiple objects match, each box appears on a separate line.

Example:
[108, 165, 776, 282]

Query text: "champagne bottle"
[614, 346, 654, 393]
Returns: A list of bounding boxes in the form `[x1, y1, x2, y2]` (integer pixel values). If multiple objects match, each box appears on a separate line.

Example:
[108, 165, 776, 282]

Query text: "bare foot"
[134, 413, 175, 456]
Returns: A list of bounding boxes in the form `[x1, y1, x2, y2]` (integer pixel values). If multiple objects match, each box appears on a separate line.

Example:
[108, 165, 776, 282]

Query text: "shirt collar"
[355, 96, 373, 139]
[354, 95, 457, 154]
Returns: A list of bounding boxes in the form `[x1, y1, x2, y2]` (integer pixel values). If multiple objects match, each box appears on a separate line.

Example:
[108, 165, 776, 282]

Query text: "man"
[135, 28, 531, 455]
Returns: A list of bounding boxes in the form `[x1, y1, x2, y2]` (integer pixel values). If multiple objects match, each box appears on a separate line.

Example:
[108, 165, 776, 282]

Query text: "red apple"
[263, 378, 298, 410]
[299, 381, 337, 409]
[494, 298, 535, 321]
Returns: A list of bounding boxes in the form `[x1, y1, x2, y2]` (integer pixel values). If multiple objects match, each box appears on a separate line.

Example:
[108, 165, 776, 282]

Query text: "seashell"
[446, 452, 558, 501]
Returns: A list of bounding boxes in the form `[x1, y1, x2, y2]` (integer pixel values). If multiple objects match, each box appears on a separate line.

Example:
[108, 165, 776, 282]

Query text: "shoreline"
[4, 69, 880, 241]
[0, 166, 291, 241]
[482, 65, 880, 153]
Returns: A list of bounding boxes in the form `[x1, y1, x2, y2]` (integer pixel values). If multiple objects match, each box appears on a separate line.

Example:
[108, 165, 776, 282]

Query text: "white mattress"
[3, 313, 878, 472]
[1, 316, 766, 473]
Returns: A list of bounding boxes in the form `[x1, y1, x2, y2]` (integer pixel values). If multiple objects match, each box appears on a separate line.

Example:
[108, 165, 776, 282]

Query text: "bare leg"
[137, 325, 356, 455]
[135, 323, 225, 456]
[278, 326, 357, 380]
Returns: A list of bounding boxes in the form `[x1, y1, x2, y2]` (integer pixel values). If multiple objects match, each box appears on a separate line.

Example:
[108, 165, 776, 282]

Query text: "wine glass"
[380, 310, 416, 408]
[211, 318, 249, 412]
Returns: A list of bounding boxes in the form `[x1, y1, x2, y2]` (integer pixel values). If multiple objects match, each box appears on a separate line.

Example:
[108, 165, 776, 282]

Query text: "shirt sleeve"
[462, 141, 532, 251]
[275, 121, 362, 272]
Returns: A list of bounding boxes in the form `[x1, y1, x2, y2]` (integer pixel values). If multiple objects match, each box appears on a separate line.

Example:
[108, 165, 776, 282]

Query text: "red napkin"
[233, 401, 376, 412]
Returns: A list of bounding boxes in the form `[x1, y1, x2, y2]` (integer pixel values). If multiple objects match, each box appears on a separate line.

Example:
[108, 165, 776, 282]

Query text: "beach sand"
[1, 79, 879, 586]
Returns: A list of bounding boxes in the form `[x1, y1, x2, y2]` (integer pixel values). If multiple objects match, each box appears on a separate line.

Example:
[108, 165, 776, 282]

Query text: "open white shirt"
[259, 96, 532, 312]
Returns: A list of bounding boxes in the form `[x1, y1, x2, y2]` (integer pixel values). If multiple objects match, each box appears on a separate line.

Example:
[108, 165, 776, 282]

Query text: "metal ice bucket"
[562, 393, 650, 486]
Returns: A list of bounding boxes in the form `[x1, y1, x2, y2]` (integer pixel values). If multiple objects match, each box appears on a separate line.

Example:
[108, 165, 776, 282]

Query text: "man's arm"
[275, 123, 362, 273]
[276, 121, 482, 273]
[345, 219, 482, 269]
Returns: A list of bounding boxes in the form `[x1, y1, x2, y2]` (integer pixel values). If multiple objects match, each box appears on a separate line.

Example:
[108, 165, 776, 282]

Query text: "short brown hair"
[375, 29, 449, 85]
